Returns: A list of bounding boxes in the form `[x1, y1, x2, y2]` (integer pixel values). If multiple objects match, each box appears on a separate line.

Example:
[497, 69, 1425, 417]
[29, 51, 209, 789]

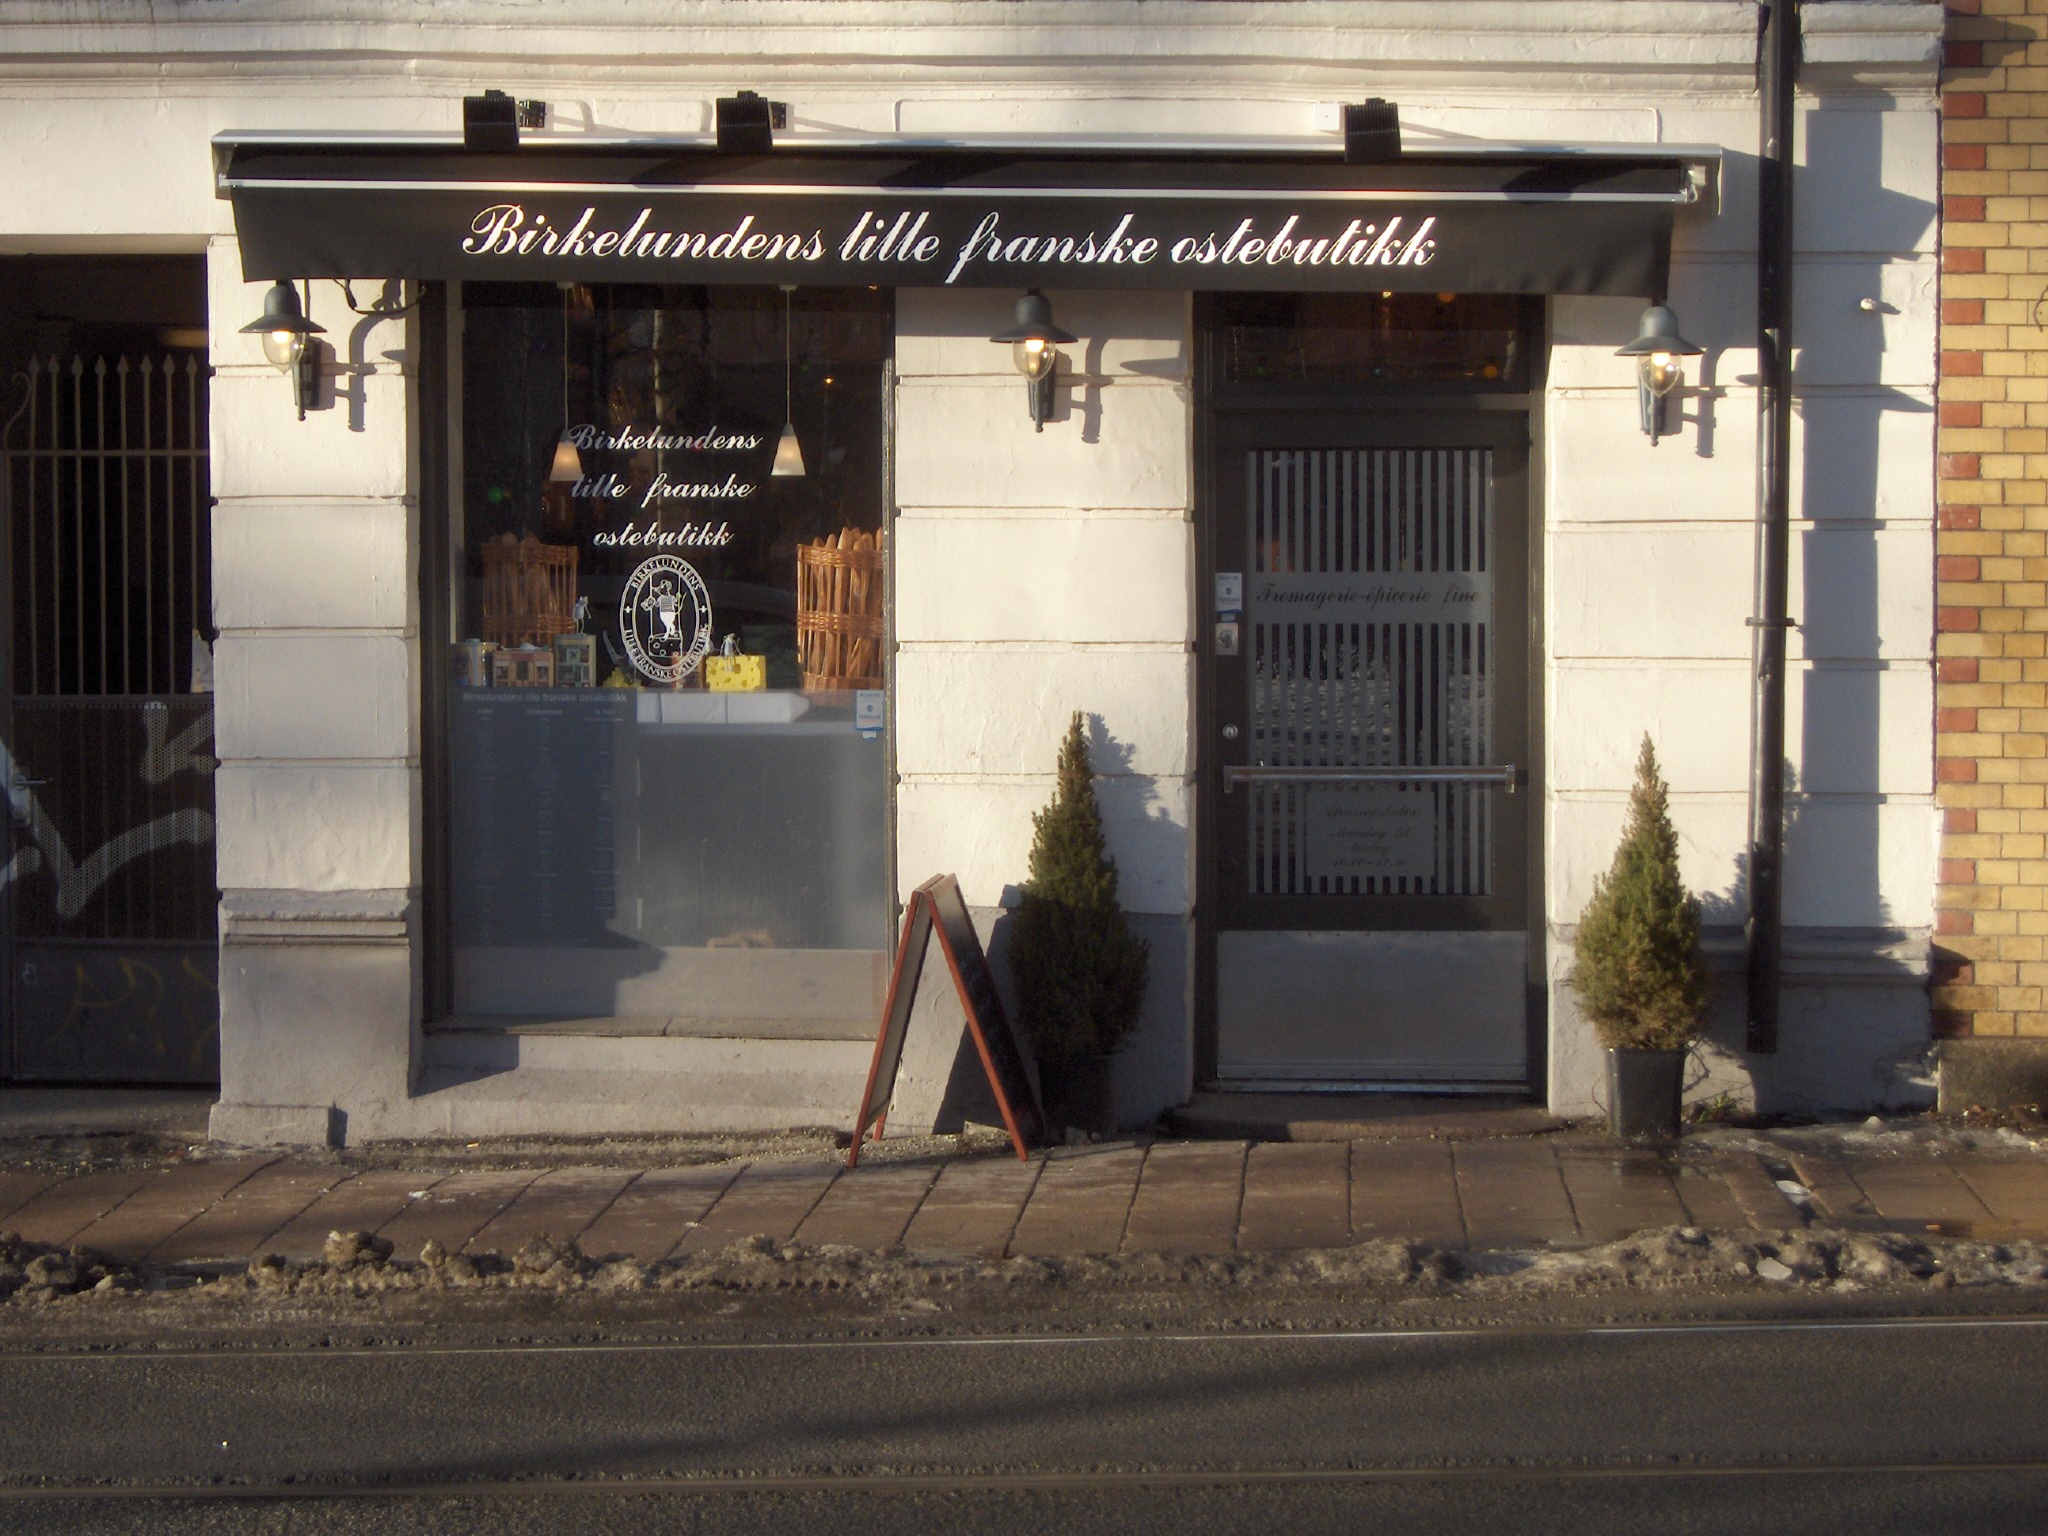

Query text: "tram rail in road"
[1, 1313, 2047, 1532]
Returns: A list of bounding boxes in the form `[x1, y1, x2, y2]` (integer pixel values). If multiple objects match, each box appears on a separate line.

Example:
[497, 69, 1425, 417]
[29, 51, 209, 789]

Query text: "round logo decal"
[619, 554, 714, 685]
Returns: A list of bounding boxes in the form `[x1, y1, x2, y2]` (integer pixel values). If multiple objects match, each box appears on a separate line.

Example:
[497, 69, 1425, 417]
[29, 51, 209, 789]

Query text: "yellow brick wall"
[1937, 0, 2048, 1038]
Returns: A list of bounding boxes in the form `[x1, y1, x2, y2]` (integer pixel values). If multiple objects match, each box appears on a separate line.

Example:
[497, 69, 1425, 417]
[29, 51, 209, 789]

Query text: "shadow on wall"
[1692, 761, 1929, 1113]
[910, 713, 1186, 1133]
[1665, 114, 1934, 1113]
[339, 278, 415, 435]
[1084, 711, 1187, 909]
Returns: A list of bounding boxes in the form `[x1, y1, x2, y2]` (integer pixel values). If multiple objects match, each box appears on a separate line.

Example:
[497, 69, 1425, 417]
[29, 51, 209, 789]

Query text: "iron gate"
[2, 351, 219, 1082]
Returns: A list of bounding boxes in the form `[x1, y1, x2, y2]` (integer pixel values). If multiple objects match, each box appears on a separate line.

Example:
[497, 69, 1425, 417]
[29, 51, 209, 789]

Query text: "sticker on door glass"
[1248, 571, 1488, 625]
[1305, 786, 1436, 882]
[620, 554, 714, 685]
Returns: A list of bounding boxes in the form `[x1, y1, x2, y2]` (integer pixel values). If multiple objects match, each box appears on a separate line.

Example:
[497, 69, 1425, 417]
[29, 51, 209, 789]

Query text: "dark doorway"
[0, 256, 219, 1084]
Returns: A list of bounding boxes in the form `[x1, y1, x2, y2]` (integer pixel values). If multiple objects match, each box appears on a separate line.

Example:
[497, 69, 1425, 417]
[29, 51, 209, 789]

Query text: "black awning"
[219, 140, 1700, 297]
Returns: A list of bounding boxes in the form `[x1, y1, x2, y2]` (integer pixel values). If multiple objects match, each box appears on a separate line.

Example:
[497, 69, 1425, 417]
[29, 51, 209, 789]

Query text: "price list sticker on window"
[856, 689, 886, 739]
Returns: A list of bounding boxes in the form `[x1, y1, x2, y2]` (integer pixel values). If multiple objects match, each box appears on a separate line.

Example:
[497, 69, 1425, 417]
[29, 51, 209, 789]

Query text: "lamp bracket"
[1027, 363, 1056, 432]
[293, 338, 320, 422]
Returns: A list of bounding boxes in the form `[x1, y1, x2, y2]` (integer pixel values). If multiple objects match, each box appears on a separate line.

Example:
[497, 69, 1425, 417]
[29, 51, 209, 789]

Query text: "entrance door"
[1204, 410, 1531, 1086]
[2, 340, 220, 1083]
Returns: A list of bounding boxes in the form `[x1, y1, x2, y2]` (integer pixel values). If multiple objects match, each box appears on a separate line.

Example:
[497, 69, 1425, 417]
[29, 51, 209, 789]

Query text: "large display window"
[442, 283, 891, 1026]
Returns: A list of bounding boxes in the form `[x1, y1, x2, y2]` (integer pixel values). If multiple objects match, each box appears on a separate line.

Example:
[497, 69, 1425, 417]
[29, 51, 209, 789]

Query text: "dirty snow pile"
[1492, 1224, 2048, 1292]
[0, 1231, 147, 1302]
[8, 1220, 2048, 1308]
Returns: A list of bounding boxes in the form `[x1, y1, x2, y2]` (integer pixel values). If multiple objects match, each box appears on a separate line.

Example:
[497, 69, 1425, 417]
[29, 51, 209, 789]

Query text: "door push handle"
[1223, 764, 1520, 795]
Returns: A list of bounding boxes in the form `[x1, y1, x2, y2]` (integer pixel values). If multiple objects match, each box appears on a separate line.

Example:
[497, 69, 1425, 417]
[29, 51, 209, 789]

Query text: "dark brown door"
[1203, 408, 1533, 1086]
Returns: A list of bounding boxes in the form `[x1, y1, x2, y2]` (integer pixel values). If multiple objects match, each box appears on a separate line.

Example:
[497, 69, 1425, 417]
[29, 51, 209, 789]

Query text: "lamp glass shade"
[1639, 353, 1683, 398]
[1014, 337, 1056, 380]
[548, 435, 584, 483]
[260, 329, 305, 373]
[771, 421, 806, 477]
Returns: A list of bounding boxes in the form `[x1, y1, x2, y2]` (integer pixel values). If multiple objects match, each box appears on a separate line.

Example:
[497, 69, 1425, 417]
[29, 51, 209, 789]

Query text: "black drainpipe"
[1747, 0, 1799, 1053]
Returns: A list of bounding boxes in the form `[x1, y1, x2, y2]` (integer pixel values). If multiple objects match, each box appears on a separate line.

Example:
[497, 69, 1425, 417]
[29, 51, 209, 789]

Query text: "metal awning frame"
[213, 130, 1722, 213]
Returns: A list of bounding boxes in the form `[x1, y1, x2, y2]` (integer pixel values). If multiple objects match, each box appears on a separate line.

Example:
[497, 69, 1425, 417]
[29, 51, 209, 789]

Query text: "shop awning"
[216, 137, 1709, 297]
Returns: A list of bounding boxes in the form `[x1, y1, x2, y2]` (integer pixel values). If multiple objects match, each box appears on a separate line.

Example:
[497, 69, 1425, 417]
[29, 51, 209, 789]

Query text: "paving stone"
[1840, 1160, 1995, 1227]
[0, 1171, 58, 1228]
[144, 1160, 353, 1262]
[1777, 1154, 1877, 1222]
[1008, 1144, 1145, 1256]
[1715, 1154, 1808, 1229]
[897, 1155, 1043, 1257]
[464, 1168, 638, 1257]
[1668, 1162, 1754, 1230]
[1555, 1150, 1690, 1242]
[672, 1163, 835, 1255]
[66, 1158, 276, 1262]
[1452, 1141, 1578, 1247]
[1122, 1141, 1245, 1253]
[1237, 1142, 1351, 1251]
[575, 1167, 743, 1263]
[369, 1171, 543, 1259]
[261, 1171, 450, 1262]
[1950, 1157, 2048, 1231]
[1349, 1141, 1466, 1248]
[1, 1168, 159, 1250]
[796, 1162, 941, 1249]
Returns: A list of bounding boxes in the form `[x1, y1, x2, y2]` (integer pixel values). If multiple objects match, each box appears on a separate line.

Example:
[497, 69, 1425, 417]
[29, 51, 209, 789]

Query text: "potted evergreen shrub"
[1571, 735, 1709, 1140]
[1006, 713, 1150, 1137]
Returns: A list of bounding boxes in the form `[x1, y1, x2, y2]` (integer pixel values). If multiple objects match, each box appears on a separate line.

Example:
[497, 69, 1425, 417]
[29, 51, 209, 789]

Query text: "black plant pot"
[1040, 1053, 1117, 1138]
[1606, 1047, 1685, 1141]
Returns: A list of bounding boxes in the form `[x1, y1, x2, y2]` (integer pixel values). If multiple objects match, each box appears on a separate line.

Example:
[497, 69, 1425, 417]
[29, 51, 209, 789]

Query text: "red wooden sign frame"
[848, 874, 1043, 1167]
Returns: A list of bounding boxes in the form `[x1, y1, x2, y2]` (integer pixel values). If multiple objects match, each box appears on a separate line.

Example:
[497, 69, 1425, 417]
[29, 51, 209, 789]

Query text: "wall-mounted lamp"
[988, 291, 1077, 433]
[1615, 303, 1703, 445]
[239, 280, 324, 421]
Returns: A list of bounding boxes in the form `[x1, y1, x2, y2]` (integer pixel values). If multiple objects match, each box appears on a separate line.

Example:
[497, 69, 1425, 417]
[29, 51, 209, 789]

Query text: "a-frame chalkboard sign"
[848, 874, 1044, 1167]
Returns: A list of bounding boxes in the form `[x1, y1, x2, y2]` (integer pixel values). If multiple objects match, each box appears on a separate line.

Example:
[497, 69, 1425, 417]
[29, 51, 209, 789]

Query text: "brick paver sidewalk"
[6, 1133, 2047, 1269]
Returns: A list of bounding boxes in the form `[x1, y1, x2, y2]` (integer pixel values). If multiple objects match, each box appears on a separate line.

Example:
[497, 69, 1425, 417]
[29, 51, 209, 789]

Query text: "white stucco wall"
[1544, 83, 1941, 1117]
[0, 0, 1944, 1138]
[893, 285, 1196, 1124]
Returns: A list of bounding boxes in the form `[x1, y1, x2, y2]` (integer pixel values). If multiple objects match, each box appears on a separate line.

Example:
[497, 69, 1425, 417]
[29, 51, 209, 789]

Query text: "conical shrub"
[1006, 713, 1149, 1062]
[1571, 735, 1708, 1051]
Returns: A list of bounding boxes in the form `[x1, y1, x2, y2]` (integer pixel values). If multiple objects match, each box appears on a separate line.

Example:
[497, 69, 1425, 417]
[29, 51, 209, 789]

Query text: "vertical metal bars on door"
[1244, 447, 1495, 898]
[3, 348, 219, 1082]
[5, 353, 210, 698]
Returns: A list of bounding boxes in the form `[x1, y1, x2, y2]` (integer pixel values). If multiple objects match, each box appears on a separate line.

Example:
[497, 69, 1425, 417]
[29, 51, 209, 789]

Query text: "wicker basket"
[481, 533, 579, 648]
[797, 528, 884, 691]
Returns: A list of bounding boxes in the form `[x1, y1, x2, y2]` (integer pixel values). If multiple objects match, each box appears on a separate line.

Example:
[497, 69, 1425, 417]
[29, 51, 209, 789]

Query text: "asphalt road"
[4, 1315, 2048, 1533]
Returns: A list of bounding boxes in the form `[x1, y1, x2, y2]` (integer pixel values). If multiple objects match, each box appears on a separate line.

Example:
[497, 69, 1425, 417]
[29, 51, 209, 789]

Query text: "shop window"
[1215, 291, 1531, 390]
[444, 284, 891, 1025]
